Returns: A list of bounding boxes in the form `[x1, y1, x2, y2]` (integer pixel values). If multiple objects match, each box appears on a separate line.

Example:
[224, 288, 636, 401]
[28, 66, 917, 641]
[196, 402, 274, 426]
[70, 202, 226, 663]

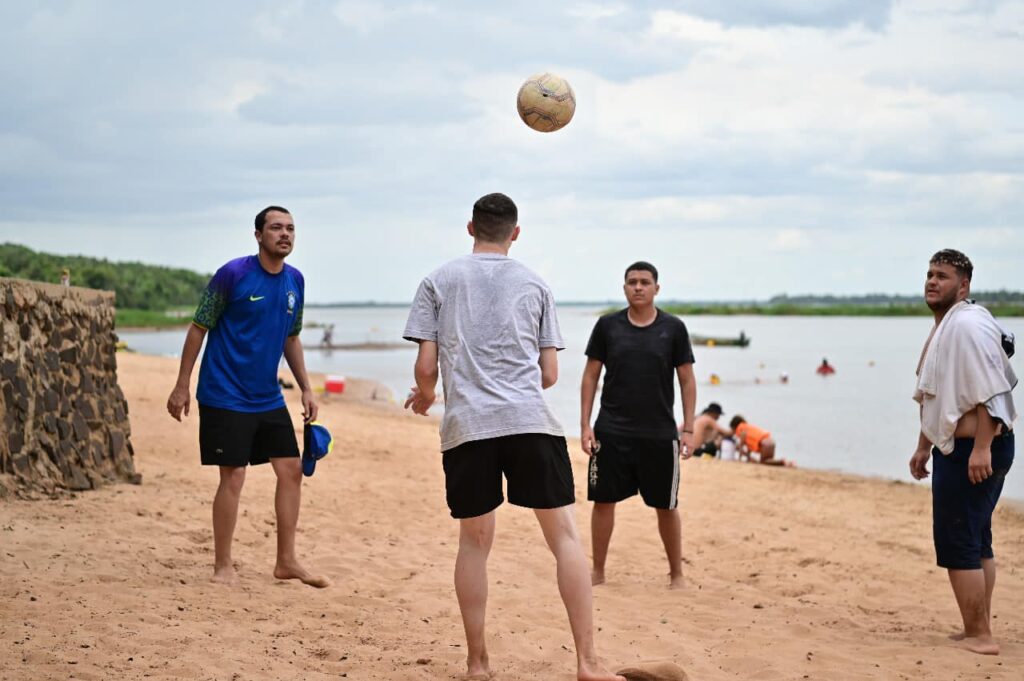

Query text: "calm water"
[120, 307, 1023, 500]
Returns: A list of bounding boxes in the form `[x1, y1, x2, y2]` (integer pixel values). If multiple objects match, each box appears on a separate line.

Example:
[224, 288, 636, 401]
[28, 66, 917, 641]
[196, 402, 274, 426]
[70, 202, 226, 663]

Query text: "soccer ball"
[516, 73, 576, 133]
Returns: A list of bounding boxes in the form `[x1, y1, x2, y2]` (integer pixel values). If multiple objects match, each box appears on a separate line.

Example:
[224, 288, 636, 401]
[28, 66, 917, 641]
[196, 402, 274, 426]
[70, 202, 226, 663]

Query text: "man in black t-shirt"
[580, 261, 696, 589]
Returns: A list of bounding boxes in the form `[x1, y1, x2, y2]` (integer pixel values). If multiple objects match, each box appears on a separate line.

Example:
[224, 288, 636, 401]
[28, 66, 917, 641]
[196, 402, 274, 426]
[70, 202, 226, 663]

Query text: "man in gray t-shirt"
[403, 193, 623, 681]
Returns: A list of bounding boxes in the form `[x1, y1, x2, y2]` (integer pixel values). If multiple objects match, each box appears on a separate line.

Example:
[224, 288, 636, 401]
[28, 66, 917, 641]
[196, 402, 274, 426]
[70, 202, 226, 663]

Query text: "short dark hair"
[729, 415, 745, 430]
[930, 249, 973, 281]
[624, 261, 658, 282]
[472, 193, 518, 243]
[255, 205, 291, 232]
[703, 402, 723, 416]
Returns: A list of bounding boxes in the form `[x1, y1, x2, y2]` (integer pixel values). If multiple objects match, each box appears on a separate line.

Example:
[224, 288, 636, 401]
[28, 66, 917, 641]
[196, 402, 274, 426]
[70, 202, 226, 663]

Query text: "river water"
[120, 306, 1023, 500]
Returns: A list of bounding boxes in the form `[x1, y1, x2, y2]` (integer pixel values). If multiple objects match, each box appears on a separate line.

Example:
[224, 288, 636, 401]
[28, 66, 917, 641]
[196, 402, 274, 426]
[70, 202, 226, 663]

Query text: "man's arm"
[283, 334, 318, 423]
[909, 403, 933, 479]
[676, 363, 696, 458]
[404, 340, 439, 415]
[539, 347, 558, 389]
[579, 358, 603, 455]
[167, 324, 207, 421]
[968, 404, 997, 484]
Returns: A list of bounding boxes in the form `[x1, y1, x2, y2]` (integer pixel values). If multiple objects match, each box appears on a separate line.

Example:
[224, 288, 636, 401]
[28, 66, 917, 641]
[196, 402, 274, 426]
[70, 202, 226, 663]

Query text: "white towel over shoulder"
[914, 301, 1017, 454]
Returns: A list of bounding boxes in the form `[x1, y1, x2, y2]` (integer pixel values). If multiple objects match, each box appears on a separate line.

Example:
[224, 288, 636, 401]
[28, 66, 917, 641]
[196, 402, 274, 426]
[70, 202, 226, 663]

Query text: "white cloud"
[0, 0, 1021, 300]
[333, 1, 437, 33]
[770, 228, 811, 252]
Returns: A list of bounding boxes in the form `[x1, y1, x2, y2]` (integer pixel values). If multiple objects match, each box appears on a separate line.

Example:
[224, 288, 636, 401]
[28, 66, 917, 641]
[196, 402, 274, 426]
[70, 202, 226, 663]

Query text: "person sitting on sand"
[910, 249, 1016, 656]
[403, 193, 623, 681]
[165, 206, 327, 589]
[729, 415, 787, 466]
[691, 402, 731, 458]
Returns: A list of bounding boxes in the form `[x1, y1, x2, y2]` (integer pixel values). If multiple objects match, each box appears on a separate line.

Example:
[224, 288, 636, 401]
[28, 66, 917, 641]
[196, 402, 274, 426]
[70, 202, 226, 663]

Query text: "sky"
[1, 0, 1022, 303]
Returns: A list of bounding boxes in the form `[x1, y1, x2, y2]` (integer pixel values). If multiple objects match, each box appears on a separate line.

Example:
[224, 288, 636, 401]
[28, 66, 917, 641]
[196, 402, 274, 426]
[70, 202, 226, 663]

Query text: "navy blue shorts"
[932, 432, 1014, 570]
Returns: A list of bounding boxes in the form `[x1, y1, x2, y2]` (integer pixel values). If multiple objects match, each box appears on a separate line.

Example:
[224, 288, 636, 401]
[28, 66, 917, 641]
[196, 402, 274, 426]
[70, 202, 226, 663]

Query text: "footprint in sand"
[616, 661, 689, 681]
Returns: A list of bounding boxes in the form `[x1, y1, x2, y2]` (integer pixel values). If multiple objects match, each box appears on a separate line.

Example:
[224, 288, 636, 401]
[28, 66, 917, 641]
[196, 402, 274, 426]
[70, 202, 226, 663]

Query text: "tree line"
[0, 243, 208, 311]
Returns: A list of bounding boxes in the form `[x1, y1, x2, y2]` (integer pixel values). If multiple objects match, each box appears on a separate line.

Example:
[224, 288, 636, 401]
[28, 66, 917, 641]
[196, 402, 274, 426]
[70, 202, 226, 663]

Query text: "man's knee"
[459, 519, 495, 552]
[655, 507, 679, 522]
[219, 466, 246, 494]
[272, 457, 303, 485]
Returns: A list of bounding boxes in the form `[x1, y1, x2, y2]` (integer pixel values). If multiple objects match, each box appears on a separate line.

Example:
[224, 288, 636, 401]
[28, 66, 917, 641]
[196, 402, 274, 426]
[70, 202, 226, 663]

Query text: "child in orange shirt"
[729, 415, 789, 466]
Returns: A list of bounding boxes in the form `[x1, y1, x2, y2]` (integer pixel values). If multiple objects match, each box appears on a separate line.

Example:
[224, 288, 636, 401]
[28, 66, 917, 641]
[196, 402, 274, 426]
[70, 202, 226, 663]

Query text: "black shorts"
[932, 432, 1014, 570]
[199, 404, 300, 467]
[587, 430, 680, 510]
[441, 434, 575, 519]
[695, 441, 718, 458]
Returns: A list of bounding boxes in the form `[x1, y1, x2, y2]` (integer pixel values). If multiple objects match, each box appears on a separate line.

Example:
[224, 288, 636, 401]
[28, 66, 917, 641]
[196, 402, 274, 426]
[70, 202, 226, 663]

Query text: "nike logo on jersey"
[249, 295, 265, 302]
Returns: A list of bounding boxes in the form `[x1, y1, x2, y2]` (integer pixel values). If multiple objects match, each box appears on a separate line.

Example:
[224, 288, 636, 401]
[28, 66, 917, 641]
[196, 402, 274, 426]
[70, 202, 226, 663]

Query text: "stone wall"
[0, 277, 137, 498]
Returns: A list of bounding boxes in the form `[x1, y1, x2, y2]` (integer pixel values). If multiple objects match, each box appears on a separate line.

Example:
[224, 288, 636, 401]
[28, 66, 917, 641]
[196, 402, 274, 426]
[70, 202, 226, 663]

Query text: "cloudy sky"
[1, 1, 1021, 302]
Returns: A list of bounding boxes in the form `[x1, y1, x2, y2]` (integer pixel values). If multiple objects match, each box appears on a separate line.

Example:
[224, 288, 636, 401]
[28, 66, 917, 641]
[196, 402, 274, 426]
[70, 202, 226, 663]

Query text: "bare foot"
[578, 662, 625, 681]
[273, 562, 330, 588]
[211, 565, 238, 586]
[961, 635, 999, 655]
[462, 652, 492, 680]
[592, 570, 606, 586]
[948, 630, 966, 641]
[669, 573, 685, 589]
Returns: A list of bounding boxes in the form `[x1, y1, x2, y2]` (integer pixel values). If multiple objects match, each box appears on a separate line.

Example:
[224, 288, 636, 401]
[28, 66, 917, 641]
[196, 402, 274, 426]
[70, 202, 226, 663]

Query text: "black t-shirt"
[585, 308, 695, 439]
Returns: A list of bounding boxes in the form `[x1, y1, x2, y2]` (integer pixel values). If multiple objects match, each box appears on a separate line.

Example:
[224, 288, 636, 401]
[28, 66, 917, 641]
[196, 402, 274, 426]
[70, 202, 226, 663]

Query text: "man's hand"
[909, 447, 931, 480]
[679, 431, 695, 460]
[404, 386, 436, 416]
[301, 389, 318, 423]
[581, 425, 598, 456]
[968, 445, 993, 485]
[167, 384, 190, 422]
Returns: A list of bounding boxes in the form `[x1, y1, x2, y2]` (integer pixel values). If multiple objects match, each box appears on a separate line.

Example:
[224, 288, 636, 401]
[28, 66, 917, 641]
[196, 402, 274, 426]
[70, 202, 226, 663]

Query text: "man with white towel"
[910, 249, 1016, 656]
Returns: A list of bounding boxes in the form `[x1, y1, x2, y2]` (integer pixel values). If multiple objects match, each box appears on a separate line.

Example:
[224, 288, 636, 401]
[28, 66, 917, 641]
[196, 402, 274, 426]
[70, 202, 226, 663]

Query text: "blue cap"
[302, 422, 333, 477]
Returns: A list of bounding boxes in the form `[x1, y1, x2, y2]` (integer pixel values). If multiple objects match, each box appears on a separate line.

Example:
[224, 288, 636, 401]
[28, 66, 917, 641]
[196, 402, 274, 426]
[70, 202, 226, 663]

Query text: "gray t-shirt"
[403, 253, 565, 451]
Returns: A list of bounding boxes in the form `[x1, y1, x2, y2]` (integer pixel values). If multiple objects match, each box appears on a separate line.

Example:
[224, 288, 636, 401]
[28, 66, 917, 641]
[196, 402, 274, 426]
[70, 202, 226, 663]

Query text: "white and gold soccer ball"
[516, 73, 576, 133]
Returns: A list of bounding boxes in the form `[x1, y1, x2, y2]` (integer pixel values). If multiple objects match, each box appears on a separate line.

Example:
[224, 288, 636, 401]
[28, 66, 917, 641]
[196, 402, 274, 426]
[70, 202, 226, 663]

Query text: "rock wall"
[0, 277, 137, 498]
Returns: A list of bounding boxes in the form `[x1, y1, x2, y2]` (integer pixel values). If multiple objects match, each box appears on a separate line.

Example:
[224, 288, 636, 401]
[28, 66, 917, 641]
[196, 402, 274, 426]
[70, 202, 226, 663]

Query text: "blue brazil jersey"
[193, 255, 304, 412]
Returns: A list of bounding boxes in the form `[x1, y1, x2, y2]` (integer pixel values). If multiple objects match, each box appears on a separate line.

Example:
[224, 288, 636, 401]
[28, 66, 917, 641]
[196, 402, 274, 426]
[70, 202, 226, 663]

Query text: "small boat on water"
[691, 331, 750, 348]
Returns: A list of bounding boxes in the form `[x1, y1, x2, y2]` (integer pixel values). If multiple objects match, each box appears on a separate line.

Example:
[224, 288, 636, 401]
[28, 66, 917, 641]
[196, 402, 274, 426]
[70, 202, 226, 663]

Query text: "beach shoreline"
[1, 352, 1021, 680]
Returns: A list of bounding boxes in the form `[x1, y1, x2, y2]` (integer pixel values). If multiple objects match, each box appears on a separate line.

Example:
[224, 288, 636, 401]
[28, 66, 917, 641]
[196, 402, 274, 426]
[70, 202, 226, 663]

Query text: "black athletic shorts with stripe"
[442, 433, 575, 519]
[587, 429, 680, 510]
[199, 404, 300, 467]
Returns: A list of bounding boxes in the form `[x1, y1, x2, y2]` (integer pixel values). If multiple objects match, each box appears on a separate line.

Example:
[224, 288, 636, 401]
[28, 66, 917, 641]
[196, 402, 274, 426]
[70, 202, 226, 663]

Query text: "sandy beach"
[1, 352, 1022, 680]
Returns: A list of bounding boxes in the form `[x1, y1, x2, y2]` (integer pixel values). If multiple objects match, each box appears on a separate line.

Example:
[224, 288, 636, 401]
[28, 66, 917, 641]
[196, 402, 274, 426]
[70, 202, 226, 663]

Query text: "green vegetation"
[609, 292, 1024, 317]
[0, 243, 208, 311]
[656, 302, 1024, 317]
[114, 308, 193, 329]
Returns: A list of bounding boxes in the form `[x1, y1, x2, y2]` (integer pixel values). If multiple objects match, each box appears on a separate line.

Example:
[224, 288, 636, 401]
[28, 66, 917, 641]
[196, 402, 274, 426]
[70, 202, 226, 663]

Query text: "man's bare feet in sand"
[591, 570, 605, 586]
[578, 659, 626, 681]
[959, 635, 999, 655]
[211, 564, 239, 586]
[273, 561, 330, 588]
[669, 572, 685, 589]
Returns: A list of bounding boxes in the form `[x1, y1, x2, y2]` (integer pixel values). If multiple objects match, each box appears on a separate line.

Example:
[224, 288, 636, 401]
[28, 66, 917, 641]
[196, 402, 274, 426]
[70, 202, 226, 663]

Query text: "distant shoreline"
[117, 302, 1024, 331]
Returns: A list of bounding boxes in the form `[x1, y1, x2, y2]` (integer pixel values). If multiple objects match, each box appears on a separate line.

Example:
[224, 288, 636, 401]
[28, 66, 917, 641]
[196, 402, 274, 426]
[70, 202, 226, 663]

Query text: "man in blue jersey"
[166, 206, 327, 588]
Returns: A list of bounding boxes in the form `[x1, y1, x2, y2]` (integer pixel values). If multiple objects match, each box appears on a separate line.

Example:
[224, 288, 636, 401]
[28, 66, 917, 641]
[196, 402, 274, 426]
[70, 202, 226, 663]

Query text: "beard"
[925, 290, 958, 313]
